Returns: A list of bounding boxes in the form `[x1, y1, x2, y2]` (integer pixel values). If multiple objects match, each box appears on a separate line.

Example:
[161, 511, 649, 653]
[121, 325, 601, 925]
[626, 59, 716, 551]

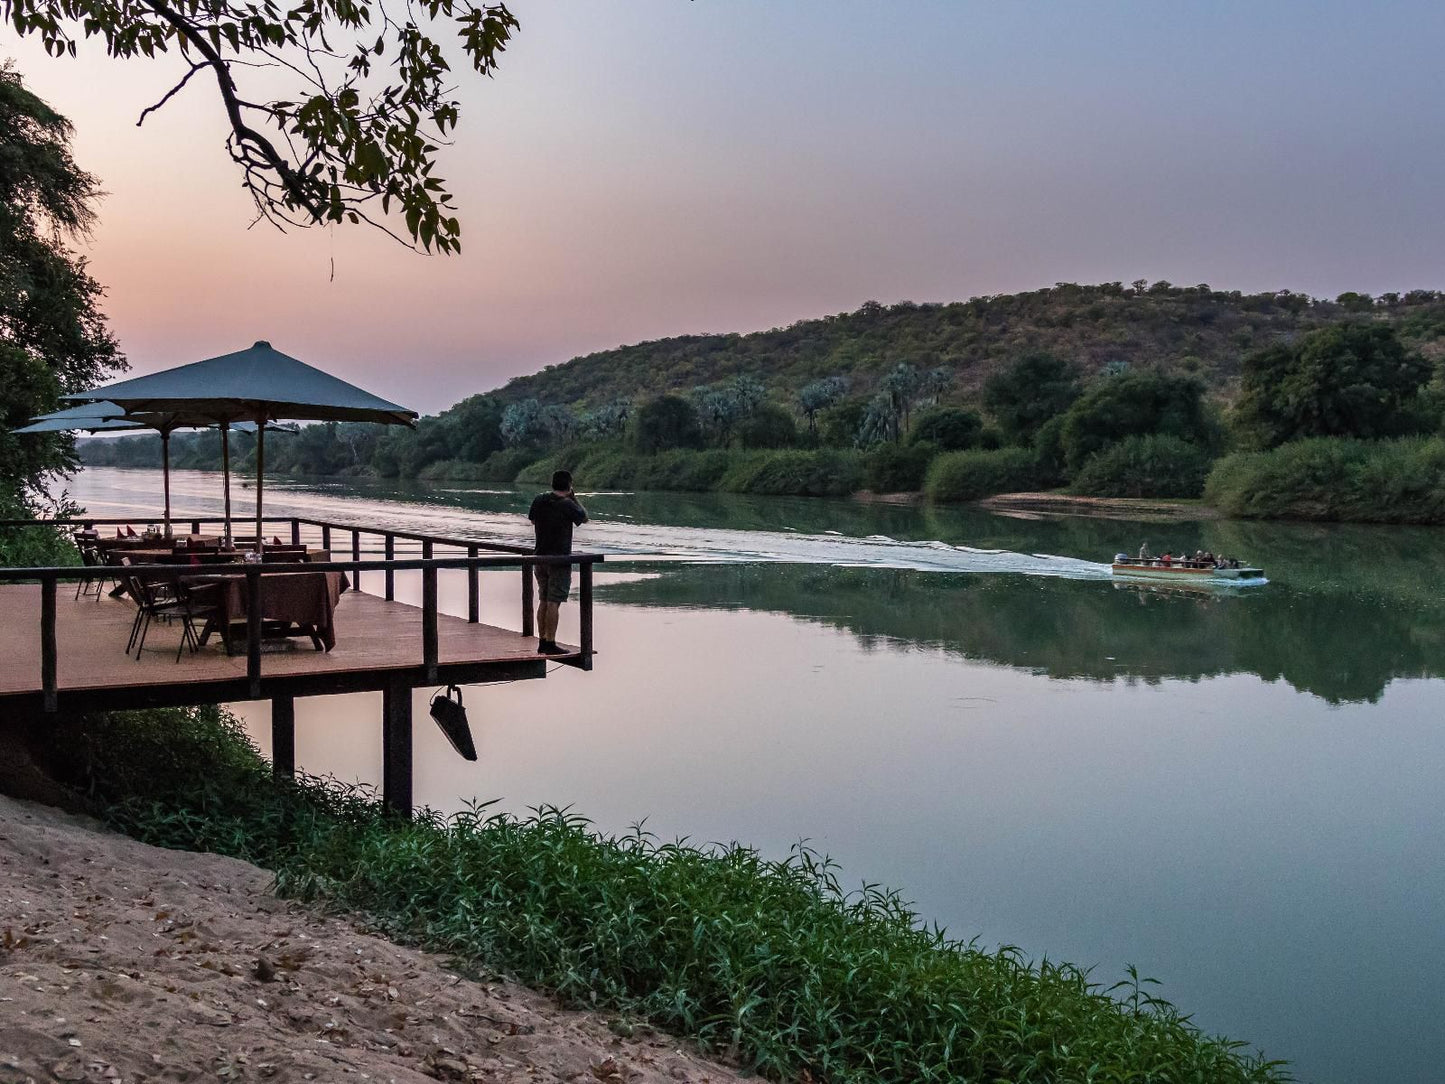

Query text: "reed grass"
[59, 706, 1290, 1084]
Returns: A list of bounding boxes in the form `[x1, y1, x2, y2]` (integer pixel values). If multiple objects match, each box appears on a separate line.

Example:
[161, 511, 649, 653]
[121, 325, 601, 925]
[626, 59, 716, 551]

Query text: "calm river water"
[68, 467, 1445, 1084]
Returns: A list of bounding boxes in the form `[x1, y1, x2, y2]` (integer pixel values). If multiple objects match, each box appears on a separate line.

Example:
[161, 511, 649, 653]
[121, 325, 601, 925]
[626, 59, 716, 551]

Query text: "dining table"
[190, 555, 350, 653]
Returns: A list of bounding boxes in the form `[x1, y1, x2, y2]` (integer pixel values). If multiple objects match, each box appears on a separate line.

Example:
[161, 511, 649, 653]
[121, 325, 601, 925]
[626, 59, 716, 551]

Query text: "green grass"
[47, 705, 1290, 1084]
[1204, 436, 1445, 524]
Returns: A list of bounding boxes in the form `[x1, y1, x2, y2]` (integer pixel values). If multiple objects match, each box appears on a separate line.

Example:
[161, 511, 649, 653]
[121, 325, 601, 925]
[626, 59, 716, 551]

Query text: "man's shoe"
[539, 641, 568, 656]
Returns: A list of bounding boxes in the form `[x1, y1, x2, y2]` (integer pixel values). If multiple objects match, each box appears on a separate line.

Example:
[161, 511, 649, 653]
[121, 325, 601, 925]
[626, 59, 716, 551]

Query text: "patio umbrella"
[63, 341, 416, 548]
[17, 402, 286, 538]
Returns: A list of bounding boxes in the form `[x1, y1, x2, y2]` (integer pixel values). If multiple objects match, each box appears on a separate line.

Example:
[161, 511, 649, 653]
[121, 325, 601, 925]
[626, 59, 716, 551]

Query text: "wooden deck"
[0, 584, 567, 713]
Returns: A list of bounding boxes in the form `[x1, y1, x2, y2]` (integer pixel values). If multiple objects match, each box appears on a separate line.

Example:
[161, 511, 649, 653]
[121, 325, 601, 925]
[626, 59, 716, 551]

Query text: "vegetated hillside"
[495, 282, 1445, 409]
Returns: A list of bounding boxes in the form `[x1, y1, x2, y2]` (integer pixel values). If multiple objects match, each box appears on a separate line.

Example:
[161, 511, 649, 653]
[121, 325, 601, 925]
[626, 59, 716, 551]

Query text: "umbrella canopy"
[63, 341, 416, 425]
[15, 401, 288, 536]
[64, 341, 416, 548]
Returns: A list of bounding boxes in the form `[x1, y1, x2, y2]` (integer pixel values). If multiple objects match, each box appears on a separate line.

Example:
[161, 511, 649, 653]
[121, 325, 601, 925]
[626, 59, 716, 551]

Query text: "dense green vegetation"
[0, 67, 123, 526]
[77, 283, 1445, 519]
[28, 704, 1287, 1083]
[1205, 437, 1445, 524]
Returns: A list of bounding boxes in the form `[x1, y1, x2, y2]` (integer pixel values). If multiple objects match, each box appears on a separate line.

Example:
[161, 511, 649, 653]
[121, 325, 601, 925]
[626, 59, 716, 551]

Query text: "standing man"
[528, 469, 588, 655]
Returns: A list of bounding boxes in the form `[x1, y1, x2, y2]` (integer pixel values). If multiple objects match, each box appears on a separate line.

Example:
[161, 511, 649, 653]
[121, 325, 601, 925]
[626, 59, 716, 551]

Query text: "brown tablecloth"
[209, 568, 348, 651]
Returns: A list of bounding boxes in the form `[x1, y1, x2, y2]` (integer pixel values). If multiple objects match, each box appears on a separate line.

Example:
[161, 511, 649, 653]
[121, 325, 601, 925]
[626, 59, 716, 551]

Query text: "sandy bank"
[0, 794, 748, 1084]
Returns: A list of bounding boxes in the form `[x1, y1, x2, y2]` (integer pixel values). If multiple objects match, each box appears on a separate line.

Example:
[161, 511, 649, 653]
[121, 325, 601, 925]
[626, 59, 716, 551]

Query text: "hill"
[495, 282, 1445, 409]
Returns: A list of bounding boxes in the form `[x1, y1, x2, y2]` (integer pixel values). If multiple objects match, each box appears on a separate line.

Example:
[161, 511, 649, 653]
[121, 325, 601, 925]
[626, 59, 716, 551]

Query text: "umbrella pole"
[255, 413, 265, 552]
[221, 422, 232, 543]
[161, 429, 172, 536]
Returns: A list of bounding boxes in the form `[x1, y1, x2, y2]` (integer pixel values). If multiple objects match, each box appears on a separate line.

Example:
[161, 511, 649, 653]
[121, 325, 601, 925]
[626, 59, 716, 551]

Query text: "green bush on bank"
[1070, 435, 1213, 499]
[1204, 436, 1445, 524]
[861, 442, 938, 492]
[718, 449, 862, 497]
[924, 447, 1040, 503]
[50, 707, 1287, 1084]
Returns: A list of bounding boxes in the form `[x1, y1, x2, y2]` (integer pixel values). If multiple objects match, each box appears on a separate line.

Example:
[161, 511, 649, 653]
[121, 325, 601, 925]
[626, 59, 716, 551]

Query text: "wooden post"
[41, 573, 57, 713]
[160, 430, 172, 536]
[384, 533, 395, 601]
[191, 518, 201, 536]
[381, 681, 413, 817]
[423, 564, 438, 683]
[254, 415, 265, 553]
[321, 524, 331, 552]
[290, 518, 300, 546]
[246, 565, 262, 698]
[467, 545, 479, 624]
[521, 561, 535, 638]
[220, 421, 232, 542]
[271, 695, 295, 778]
[579, 560, 594, 671]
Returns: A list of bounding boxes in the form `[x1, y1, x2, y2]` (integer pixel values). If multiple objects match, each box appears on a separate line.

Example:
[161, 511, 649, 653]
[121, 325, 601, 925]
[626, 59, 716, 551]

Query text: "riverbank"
[0, 791, 745, 1084]
[980, 492, 1220, 521]
[0, 705, 1289, 1084]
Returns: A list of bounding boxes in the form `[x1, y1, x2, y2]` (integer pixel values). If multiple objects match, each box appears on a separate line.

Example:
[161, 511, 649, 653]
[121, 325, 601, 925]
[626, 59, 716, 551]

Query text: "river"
[65, 467, 1445, 1084]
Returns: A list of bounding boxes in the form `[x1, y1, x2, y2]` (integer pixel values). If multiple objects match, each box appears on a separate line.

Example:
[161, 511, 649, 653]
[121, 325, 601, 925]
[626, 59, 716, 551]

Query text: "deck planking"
[0, 583, 571, 712]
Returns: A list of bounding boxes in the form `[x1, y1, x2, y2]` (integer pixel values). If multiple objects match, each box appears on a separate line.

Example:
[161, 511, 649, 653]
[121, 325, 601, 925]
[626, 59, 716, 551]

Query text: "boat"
[1110, 555, 1266, 584]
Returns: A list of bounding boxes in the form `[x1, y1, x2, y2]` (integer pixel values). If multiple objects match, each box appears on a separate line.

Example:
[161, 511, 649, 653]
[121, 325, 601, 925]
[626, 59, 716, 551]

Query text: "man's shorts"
[534, 562, 572, 603]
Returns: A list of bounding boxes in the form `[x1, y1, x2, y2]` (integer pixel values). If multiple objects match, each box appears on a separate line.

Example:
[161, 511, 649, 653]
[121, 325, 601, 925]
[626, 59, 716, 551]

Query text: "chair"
[119, 559, 217, 662]
[72, 535, 108, 600]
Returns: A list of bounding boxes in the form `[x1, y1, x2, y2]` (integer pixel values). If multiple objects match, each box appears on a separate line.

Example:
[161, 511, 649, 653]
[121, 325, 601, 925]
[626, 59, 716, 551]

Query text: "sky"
[7, 0, 1445, 413]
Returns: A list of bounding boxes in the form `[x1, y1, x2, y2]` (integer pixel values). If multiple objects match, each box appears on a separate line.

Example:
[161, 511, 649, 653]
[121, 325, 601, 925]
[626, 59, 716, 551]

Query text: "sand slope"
[0, 795, 749, 1084]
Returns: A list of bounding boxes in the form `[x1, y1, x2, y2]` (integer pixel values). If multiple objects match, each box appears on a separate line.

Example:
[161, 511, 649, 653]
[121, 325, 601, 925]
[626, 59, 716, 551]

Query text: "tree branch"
[140, 0, 324, 220]
[136, 60, 206, 127]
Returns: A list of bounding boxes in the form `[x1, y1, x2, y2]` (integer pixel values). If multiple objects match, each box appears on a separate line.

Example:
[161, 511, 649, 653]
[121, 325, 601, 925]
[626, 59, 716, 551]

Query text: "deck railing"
[0, 514, 602, 711]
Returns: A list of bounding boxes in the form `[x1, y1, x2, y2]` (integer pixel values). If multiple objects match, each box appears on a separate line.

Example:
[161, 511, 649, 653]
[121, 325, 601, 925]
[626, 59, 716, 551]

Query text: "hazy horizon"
[8, 0, 1445, 412]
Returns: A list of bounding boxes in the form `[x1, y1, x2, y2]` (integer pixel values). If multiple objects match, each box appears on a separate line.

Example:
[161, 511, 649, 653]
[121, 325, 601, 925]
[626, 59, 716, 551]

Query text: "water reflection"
[595, 562, 1443, 704]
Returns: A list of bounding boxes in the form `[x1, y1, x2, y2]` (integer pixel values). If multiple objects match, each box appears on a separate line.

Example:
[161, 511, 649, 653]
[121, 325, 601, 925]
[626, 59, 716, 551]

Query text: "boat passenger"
[1138, 541, 1151, 563]
[1161, 552, 1172, 566]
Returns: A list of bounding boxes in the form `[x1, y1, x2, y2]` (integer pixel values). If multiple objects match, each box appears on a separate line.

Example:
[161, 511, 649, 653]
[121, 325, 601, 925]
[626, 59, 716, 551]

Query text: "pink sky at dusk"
[7, 0, 1445, 413]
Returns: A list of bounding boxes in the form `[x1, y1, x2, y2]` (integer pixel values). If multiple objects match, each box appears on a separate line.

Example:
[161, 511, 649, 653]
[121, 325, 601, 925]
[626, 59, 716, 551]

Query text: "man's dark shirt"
[528, 492, 588, 555]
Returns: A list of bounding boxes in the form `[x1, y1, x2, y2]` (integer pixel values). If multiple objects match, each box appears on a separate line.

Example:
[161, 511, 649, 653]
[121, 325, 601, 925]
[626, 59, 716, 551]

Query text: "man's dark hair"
[551, 470, 573, 491]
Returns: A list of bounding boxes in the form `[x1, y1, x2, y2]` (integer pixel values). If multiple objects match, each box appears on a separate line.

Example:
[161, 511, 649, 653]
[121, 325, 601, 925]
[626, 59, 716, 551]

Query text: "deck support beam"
[271, 695, 295, 778]
[381, 681, 413, 817]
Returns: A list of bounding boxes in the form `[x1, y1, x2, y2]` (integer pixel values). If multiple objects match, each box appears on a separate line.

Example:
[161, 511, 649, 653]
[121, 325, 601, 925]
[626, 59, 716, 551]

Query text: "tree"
[5, 0, 520, 253]
[580, 399, 631, 440]
[0, 66, 123, 528]
[632, 395, 702, 454]
[796, 376, 846, 438]
[909, 406, 982, 451]
[1059, 370, 1213, 471]
[982, 353, 1082, 444]
[1234, 323, 1432, 448]
[737, 402, 798, 449]
[500, 399, 544, 447]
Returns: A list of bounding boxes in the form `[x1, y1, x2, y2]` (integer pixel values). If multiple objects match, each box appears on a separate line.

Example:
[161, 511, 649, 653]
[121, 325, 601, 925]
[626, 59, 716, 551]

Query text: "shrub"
[924, 447, 1039, 503]
[737, 403, 799, 449]
[908, 406, 982, 451]
[862, 442, 937, 492]
[632, 395, 704, 453]
[1204, 436, 1445, 524]
[634, 449, 736, 491]
[1070, 435, 1213, 499]
[1060, 370, 1214, 471]
[721, 450, 863, 497]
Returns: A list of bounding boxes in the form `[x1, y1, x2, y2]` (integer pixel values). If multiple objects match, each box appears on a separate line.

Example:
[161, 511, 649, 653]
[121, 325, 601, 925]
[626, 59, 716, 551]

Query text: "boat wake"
[65, 470, 1114, 580]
